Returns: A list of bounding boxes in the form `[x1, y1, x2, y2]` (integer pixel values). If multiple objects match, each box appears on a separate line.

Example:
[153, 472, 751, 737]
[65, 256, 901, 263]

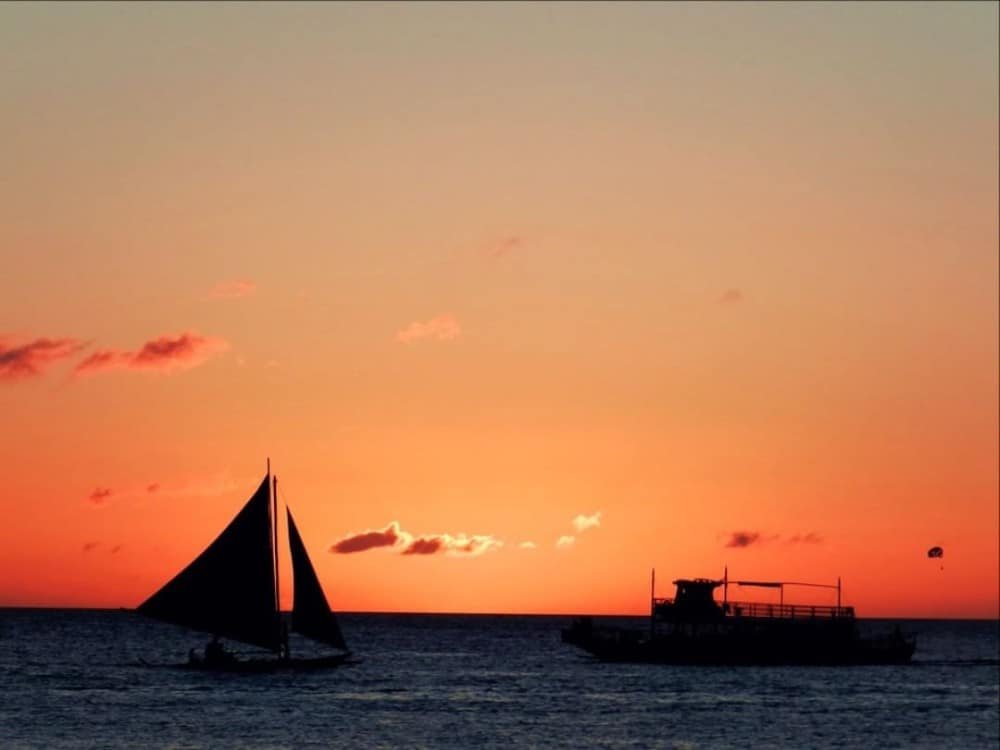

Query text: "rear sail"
[137, 476, 281, 651]
[287, 508, 347, 651]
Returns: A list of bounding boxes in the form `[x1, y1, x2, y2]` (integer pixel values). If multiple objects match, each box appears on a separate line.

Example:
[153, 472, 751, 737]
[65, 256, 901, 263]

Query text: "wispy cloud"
[725, 531, 762, 548]
[396, 314, 461, 344]
[0, 336, 86, 381]
[83, 472, 241, 509]
[788, 532, 824, 545]
[488, 236, 522, 259]
[572, 512, 602, 534]
[110, 544, 123, 554]
[402, 533, 502, 557]
[555, 511, 603, 550]
[719, 530, 816, 548]
[330, 521, 406, 554]
[82, 542, 99, 553]
[87, 488, 113, 507]
[74, 332, 228, 376]
[330, 521, 502, 557]
[401, 537, 441, 555]
[719, 288, 744, 304]
[519, 541, 537, 550]
[208, 279, 256, 299]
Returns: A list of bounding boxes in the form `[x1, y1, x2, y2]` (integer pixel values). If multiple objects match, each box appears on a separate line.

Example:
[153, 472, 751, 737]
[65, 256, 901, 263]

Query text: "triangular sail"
[138, 476, 281, 651]
[287, 508, 347, 651]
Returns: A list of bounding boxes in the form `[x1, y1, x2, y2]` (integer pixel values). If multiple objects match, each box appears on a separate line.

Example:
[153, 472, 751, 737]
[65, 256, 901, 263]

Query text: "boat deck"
[653, 598, 855, 620]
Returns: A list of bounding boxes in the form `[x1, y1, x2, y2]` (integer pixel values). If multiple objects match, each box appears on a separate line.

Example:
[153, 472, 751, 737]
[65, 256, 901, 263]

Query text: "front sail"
[138, 476, 281, 651]
[287, 508, 347, 651]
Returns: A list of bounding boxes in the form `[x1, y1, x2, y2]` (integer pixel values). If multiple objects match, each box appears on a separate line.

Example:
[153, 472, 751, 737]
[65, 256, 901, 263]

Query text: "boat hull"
[562, 620, 916, 666]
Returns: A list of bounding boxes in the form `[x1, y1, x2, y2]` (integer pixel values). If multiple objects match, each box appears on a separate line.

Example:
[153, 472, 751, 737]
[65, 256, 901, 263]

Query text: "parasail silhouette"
[928, 546, 944, 570]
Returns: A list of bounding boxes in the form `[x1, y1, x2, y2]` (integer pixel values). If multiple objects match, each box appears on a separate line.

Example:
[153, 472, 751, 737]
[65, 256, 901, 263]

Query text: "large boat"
[137, 462, 352, 672]
[562, 570, 915, 665]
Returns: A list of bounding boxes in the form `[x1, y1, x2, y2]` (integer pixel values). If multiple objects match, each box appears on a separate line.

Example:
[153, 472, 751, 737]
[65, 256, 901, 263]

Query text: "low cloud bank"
[331, 520, 502, 558]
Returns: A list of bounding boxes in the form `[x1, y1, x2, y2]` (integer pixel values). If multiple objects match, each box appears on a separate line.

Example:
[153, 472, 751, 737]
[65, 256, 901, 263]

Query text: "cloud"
[402, 537, 442, 555]
[402, 533, 502, 557]
[74, 332, 228, 376]
[208, 280, 256, 299]
[110, 544, 123, 554]
[554, 512, 603, 549]
[87, 487, 113, 507]
[330, 521, 502, 557]
[488, 236, 522, 259]
[572, 512, 602, 534]
[556, 535, 575, 549]
[725, 531, 762, 548]
[330, 521, 407, 554]
[83, 542, 99, 553]
[519, 541, 537, 550]
[0, 336, 86, 381]
[719, 288, 744, 304]
[788, 532, 824, 545]
[396, 314, 461, 344]
[83, 472, 239, 509]
[73, 350, 121, 373]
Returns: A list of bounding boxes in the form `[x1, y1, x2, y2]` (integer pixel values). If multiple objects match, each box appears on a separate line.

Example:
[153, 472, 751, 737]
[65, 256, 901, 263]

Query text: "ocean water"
[0, 611, 996, 749]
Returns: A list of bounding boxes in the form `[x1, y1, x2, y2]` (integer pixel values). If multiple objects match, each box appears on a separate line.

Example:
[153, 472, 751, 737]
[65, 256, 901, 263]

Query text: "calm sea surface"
[0, 610, 996, 749]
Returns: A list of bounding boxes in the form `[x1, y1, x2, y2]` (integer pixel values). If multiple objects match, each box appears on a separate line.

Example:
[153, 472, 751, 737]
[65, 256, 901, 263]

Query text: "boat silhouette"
[562, 569, 916, 665]
[138, 461, 352, 672]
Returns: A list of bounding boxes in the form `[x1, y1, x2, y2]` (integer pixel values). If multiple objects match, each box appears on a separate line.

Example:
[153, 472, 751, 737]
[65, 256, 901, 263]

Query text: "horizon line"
[1, 605, 996, 621]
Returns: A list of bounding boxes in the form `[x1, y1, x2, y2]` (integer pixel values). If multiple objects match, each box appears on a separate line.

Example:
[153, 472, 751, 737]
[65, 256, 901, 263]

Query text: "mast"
[649, 568, 655, 640]
[273, 472, 280, 618]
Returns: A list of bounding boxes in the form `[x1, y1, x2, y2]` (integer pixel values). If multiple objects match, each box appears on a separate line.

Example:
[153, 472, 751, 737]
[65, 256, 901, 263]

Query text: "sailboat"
[137, 463, 352, 672]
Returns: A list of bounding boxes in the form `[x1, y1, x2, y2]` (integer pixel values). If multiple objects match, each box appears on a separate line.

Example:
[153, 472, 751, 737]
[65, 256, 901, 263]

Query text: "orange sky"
[0, 3, 996, 617]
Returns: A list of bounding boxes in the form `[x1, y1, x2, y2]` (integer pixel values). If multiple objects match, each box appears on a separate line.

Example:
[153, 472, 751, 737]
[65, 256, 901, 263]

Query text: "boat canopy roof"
[672, 578, 723, 588]
[736, 580, 839, 590]
[735, 580, 783, 588]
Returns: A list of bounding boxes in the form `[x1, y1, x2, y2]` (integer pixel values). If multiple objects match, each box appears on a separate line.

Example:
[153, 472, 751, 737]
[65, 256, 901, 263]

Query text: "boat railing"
[653, 598, 855, 620]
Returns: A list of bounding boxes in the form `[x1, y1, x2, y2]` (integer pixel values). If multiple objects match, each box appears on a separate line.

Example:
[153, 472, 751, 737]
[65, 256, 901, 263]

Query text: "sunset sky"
[1, 3, 996, 618]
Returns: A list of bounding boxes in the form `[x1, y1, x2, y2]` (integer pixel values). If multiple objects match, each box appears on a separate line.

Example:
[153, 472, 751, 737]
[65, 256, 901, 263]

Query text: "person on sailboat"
[204, 635, 232, 666]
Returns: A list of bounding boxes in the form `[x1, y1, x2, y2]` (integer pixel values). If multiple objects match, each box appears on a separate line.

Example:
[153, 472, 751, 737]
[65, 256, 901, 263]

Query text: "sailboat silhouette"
[138, 462, 351, 672]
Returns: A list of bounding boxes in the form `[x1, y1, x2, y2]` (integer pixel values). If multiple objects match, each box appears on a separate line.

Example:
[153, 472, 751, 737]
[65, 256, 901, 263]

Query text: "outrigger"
[562, 569, 915, 665]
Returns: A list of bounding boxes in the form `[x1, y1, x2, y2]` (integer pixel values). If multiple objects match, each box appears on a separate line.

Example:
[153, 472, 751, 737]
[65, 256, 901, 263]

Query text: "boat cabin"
[653, 573, 856, 625]
[653, 578, 725, 622]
